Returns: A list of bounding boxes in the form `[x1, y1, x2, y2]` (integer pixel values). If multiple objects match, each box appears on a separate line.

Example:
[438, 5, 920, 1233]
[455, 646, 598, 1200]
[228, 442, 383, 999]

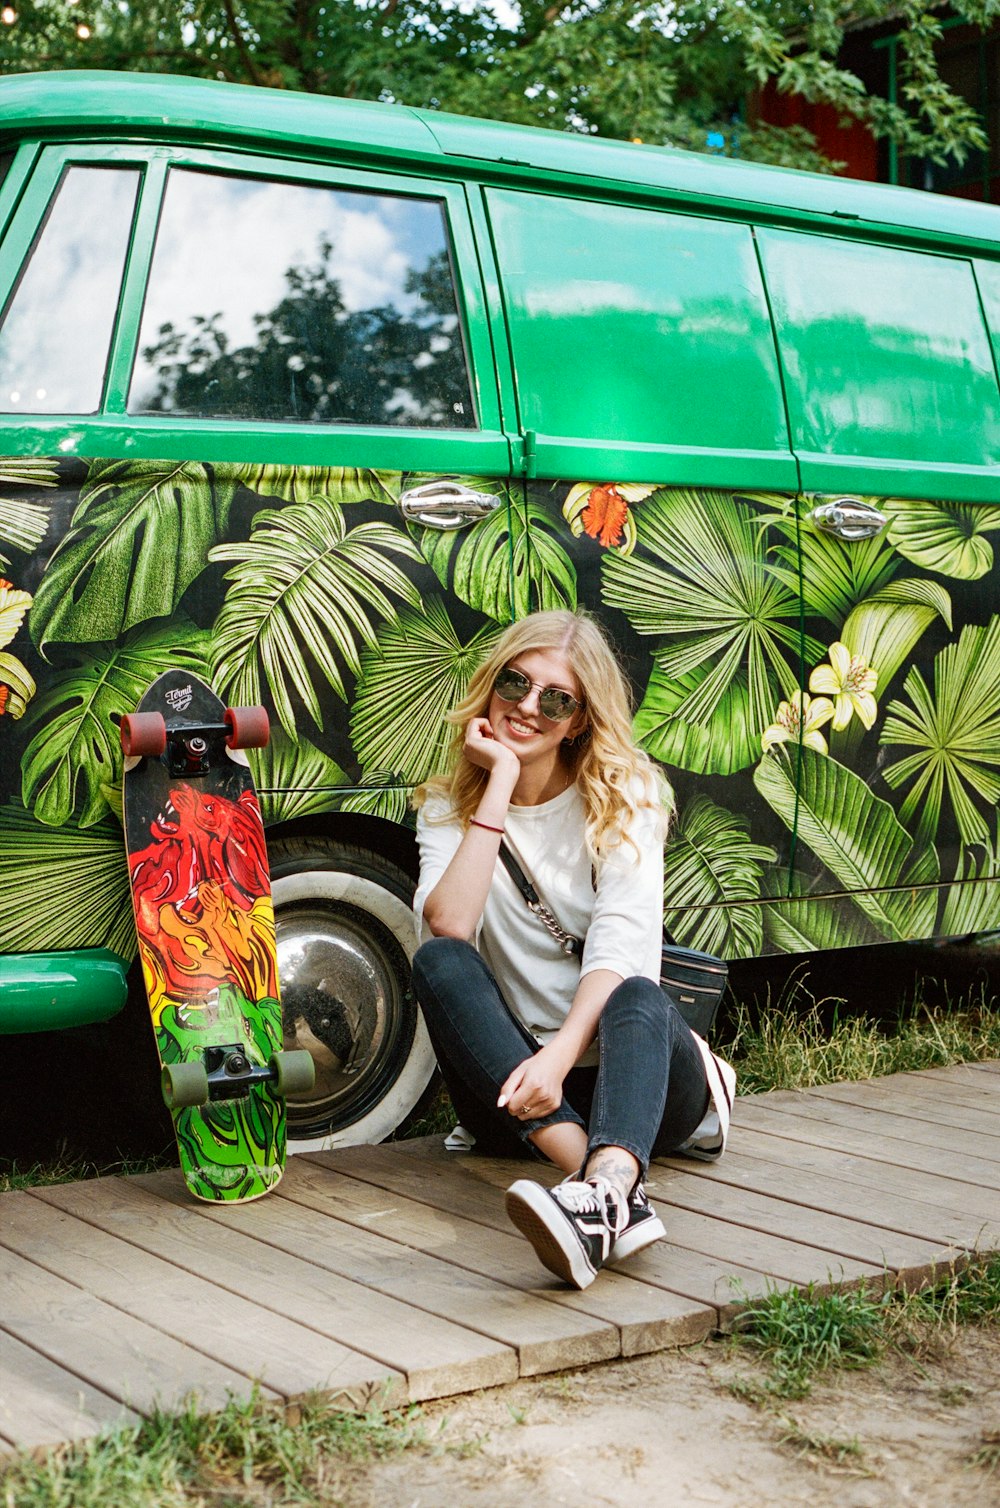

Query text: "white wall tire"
[268, 838, 436, 1153]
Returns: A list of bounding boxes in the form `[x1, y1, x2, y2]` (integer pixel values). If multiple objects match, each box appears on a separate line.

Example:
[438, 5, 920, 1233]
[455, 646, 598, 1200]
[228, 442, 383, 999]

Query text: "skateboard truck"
[162, 1045, 315, 1109]
[119, 706, 270, 775]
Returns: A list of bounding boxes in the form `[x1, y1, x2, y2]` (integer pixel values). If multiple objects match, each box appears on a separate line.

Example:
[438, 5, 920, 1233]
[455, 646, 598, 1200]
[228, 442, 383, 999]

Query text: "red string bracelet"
[470, 818, 505, 834]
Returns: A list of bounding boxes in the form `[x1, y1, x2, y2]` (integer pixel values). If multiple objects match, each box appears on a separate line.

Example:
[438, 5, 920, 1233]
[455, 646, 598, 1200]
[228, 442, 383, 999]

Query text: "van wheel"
[268, 837, 435, 1152]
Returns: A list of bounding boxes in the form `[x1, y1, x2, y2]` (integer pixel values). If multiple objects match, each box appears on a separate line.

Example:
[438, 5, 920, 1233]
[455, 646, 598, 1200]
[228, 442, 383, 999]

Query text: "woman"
[411, 609, 735, 1290]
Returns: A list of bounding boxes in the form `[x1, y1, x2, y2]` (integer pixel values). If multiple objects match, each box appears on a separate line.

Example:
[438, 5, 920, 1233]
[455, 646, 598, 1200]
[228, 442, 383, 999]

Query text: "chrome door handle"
[399, 481, 501, 531]
[810, 498, 887, 541]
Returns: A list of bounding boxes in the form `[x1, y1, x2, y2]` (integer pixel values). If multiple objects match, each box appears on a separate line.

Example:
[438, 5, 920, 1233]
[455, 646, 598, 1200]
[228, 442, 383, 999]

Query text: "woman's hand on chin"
[464, 717, 520, 781]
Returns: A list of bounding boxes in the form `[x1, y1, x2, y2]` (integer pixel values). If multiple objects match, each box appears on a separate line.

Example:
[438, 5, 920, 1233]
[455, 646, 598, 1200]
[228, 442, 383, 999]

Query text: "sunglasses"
[493, 665, 583, 723]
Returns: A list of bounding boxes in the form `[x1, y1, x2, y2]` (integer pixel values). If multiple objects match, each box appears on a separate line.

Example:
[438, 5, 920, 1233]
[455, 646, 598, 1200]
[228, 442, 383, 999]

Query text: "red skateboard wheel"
[120, 711, 167, 758]
[224, 705, 270, 750]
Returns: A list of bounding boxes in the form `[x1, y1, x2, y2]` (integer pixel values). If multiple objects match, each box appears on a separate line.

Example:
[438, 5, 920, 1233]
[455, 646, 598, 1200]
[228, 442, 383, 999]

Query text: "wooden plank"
[0, 1236, 268, 1415]
[889, 1070, 996, 1112]
[276, 1153, 713, 1356]
[0, 1330, 141, 1450]
[743, 1087, 1000, 1162]
[157, 1157, 626, 1377]
[899, 1062, 1000, 1088]
[21, 1184, 402, 1408]
[733, 1096, 1000, 1193]
[711, 1127, 1000, 1229]
[367, 1148, 884, 1329]
[47, 1171, 510, 1403]
[665, 1147, 998, 1249]
[803, 1078, 1000, 1138]
[305, 1140, 888, 1310]
[651, 1170, 961, 1286]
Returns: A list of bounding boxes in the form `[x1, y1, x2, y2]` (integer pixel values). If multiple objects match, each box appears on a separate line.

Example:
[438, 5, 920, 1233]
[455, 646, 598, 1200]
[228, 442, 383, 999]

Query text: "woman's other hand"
[498, 1043, 573, 1120]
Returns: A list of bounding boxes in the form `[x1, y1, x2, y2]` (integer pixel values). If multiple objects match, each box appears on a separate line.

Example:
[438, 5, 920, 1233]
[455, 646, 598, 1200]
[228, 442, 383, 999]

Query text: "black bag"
[658, 942, 728, 1039]
[498, 840, 727, 1038]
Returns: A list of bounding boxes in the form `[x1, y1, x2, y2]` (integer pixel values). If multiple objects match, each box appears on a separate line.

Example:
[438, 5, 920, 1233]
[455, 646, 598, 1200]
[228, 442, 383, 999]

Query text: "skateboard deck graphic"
[120, 669, 311, 1202]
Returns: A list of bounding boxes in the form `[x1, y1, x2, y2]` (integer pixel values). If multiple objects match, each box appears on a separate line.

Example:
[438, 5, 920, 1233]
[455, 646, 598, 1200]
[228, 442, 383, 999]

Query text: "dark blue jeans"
[411, 936, 709, 1175]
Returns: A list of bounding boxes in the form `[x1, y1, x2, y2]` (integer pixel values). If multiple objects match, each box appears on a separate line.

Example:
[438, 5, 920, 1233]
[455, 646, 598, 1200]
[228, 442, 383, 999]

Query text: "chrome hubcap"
[276, 898, 411, 1136]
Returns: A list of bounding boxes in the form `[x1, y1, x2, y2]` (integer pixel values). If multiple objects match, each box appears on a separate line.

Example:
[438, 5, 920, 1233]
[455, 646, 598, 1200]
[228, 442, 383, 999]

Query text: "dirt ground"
[350, 1326, 1000, 1508]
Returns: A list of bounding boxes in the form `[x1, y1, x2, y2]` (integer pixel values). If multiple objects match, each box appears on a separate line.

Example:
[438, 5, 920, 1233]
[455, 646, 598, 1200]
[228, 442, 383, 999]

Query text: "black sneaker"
[609, 1183, 665, 1263]
[505, 1175, 626, 1289]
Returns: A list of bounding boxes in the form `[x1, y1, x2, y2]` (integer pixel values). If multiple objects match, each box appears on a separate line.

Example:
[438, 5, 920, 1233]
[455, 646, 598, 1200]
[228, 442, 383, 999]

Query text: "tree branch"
[221, 0, 265, 86]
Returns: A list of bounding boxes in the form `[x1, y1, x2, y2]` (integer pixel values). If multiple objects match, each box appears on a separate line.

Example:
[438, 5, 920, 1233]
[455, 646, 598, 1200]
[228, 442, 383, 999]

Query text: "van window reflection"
[129, 170, 475, 428]
[0, 166, 139, 414]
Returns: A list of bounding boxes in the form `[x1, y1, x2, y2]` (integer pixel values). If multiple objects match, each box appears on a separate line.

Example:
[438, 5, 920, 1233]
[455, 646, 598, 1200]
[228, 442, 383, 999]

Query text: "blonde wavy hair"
[415, 609, 672, 863]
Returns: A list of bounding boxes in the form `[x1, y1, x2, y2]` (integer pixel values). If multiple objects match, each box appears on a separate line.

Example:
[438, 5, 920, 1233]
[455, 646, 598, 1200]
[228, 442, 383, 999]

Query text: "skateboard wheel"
[162, 1061, 210, 1109]
[121, 712, 167, 758]
[271, 1049, 316, 1097]
[224, 705, 270, 750]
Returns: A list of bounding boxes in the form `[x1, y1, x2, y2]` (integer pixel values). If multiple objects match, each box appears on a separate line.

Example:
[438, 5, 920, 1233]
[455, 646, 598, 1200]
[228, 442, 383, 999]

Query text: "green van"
[1, 70, 998, 1150]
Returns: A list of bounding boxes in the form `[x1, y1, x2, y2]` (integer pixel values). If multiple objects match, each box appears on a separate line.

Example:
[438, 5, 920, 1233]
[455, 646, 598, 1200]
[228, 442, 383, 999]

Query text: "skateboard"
[119, 669, 314, 1203]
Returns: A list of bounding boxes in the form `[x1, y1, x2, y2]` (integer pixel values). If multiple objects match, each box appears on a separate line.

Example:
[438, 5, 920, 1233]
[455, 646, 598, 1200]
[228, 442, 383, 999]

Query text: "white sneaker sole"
[609, 1212, 666, 1263]
[505, 1180, 601, 1289]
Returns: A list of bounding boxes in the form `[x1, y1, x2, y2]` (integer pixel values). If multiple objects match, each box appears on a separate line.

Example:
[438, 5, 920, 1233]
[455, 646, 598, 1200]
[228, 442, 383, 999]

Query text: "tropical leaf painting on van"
[604, 489, 812, 775]
[0, 455, 997, 965]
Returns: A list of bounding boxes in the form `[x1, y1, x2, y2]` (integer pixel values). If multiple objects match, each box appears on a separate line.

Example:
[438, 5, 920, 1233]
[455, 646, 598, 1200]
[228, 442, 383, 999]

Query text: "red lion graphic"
[130, 786, 276, 1002]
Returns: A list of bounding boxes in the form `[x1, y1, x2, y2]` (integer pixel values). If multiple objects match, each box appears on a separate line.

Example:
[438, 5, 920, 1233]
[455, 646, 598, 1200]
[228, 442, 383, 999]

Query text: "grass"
[719, 975, 1000, 1096]
[730, 1255, 1000, 1401]
[776, 1421, 868, 1468]
[0, 1151, 170, 1196]
[0, 1388, 462, 1508]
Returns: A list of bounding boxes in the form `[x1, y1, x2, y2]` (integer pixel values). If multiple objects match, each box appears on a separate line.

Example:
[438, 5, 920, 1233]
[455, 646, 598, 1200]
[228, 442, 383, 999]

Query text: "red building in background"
[756, 10, 999, 202]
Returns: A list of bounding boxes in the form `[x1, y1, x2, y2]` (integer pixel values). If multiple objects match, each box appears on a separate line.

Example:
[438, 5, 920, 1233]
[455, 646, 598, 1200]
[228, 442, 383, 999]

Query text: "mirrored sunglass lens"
[539, 689, 575, 720]
[495, 668, 529, 701]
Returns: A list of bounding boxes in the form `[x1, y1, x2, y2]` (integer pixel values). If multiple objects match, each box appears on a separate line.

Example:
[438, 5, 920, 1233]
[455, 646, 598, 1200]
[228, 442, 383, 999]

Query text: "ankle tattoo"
[585, 1149, 639, 1203]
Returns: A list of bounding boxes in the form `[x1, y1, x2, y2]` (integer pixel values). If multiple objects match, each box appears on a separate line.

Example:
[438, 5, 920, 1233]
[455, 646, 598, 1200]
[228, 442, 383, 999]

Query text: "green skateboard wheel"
[162, 1060, 210, 1109]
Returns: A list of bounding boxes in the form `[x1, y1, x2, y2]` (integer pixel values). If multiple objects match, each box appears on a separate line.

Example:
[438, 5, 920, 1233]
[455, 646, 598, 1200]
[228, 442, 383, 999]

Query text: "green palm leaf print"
[767, 504, 900, 625]
[940, 822, 1000, 936]
[414, 489, 576, 621]
[0, 457, 57, 567]
[234, 464, 402, 506]
[885, 497, 1000, 580]
[250, 729, 347, 826]
[30, 459, 237, 652]
[635, 664, 761, 776]
[609, 489, 807, 774]
[351, 599, 501, 784]
[759, 869, 884, 953]
[0, 803, 134, 955]
[881, 618, 1000, 848]
[338, 786, 411, 822]
[841, 576, 952, 693]
[21, 621, 209, 828]
[755, 745, 939, 939]
[210, 495, 423, 736]
[663, 794, 776, 958]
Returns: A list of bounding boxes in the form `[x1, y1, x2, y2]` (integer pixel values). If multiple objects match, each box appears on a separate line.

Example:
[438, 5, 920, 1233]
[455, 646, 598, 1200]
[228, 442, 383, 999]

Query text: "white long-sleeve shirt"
[413, 783, 664, 1067]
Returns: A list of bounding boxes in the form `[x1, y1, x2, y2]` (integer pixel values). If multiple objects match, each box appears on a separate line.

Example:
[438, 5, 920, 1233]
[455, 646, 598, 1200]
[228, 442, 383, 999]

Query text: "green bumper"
[0, 949, 129, 1033]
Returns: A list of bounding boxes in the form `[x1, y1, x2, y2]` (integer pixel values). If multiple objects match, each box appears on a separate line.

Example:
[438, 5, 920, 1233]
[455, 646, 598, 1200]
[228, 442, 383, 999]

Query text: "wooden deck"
[2, 1061, 999, 1453]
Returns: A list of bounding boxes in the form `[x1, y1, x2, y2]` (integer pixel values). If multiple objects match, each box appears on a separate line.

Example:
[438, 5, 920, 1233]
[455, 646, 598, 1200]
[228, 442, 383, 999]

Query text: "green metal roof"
[1, 70, 998, 251]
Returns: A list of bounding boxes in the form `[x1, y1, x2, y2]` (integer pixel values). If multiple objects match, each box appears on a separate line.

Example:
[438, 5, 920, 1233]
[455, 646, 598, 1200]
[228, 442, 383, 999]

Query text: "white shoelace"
[556, 1176, 628, 1237]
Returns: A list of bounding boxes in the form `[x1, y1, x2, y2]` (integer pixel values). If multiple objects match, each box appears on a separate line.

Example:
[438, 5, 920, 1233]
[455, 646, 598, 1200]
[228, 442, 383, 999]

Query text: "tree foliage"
[0, 1, 994, 171]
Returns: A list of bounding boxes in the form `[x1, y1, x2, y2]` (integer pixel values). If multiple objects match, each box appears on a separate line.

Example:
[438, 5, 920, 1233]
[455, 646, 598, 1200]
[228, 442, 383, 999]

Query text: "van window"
[485, 189, 789, 464]
[0, 166, 140, 414]
[757, 229, 1000, 469]
[128, 169, 475, 428]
